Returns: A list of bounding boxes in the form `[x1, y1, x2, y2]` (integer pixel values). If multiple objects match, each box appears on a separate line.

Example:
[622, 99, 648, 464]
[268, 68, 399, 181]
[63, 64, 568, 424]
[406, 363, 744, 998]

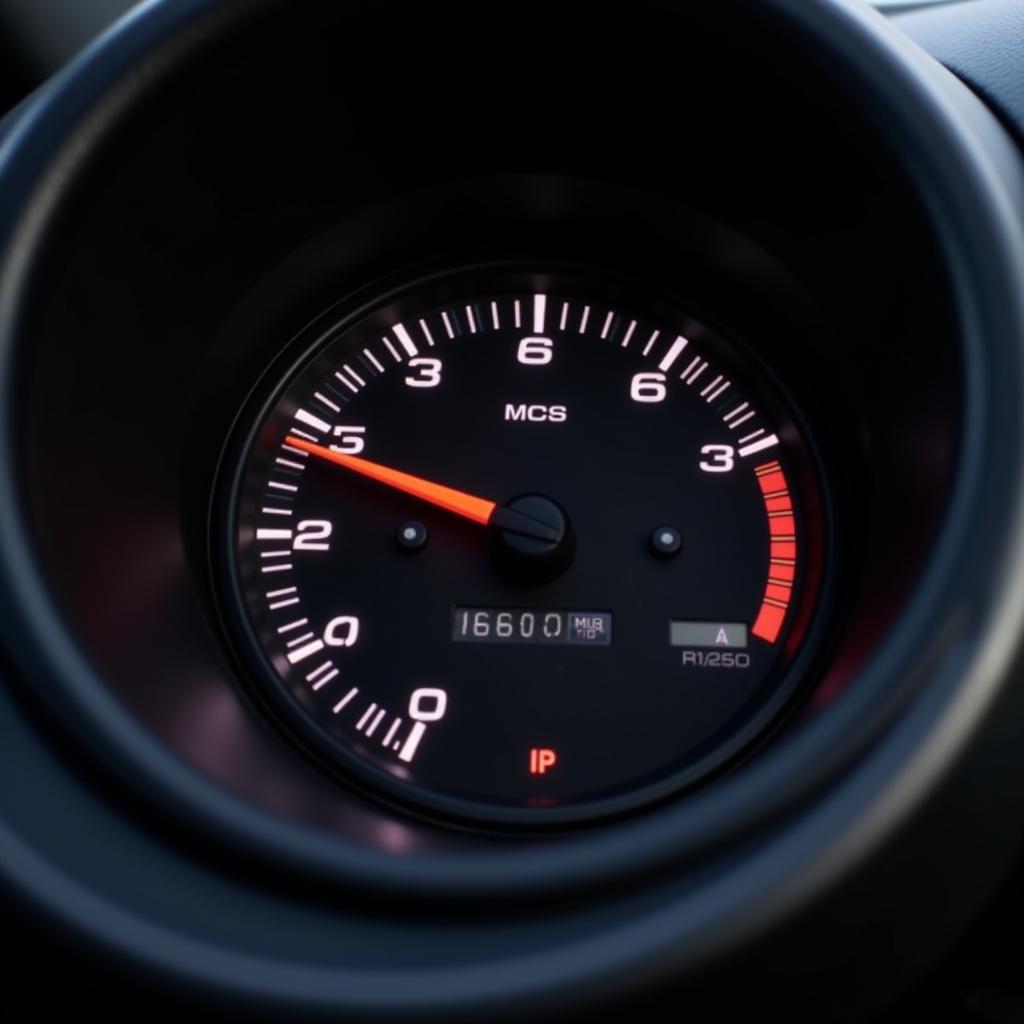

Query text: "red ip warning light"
[529, 748, 558, 775]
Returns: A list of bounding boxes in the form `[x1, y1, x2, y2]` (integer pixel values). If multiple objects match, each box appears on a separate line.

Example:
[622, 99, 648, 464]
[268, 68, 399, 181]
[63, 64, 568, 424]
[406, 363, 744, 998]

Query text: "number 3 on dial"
[699, 444, 735, 473]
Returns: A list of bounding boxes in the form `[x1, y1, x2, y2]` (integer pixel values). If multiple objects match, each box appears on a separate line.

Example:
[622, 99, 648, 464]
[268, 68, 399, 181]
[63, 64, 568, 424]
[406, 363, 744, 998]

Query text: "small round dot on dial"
[650, 526, 682, 558]
[397, 520, 428, 552]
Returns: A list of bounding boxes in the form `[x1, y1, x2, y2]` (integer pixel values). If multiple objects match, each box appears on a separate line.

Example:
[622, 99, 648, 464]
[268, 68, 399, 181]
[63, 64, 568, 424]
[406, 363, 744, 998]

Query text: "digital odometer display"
[223, 270, 825, 826]
[452, 607, 612, 646]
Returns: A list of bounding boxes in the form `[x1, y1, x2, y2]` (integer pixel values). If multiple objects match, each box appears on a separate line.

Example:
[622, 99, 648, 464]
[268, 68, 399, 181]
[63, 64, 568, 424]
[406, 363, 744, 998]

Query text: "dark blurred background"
[0, 0, 961, 119]
[0, 0, 139, 113]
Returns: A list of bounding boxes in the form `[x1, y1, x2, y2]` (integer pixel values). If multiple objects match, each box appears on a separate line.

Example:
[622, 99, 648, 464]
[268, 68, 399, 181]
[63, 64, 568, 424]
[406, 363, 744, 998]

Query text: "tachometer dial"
[221, 270, 826, 826]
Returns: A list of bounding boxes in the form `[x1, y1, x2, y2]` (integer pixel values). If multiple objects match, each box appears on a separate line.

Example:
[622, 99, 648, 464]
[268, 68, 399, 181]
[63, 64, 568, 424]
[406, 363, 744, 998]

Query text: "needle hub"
[492, 495, 575, 583]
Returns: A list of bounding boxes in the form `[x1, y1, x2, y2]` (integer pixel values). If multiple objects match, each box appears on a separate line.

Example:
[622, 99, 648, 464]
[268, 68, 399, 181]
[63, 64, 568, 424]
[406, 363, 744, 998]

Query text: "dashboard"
[1, 0, 1024, 1019]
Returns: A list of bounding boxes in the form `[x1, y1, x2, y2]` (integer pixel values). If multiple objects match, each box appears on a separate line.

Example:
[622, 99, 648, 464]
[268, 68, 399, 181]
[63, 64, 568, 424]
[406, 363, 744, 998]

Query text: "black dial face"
[222, 269, 826, 826]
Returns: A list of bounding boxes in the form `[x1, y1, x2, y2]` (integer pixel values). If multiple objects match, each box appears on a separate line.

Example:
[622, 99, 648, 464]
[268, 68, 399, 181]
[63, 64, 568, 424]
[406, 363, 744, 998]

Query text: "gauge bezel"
[1, 0, 1021, 1015]
[213, 262, 839, 830]
[0, 0, 999, 916]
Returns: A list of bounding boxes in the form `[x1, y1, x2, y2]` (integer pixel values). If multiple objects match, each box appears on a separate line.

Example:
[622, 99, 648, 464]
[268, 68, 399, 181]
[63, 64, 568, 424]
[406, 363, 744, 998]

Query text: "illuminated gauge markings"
[753, 460, 798, 643]
[224, 275, 825, 825]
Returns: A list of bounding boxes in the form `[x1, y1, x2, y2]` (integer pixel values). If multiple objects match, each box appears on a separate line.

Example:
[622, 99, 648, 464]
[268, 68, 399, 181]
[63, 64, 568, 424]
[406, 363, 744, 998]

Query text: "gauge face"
[222, 270, 825, 825]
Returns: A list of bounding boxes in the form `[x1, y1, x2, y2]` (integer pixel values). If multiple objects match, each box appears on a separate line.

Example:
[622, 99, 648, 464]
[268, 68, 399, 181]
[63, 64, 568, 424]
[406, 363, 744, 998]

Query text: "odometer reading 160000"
[222, 269, 825, 826]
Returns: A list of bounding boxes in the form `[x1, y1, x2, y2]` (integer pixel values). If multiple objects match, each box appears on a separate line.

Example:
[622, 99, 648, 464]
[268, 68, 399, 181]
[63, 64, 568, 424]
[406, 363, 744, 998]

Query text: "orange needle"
[284, 438, 497, 525]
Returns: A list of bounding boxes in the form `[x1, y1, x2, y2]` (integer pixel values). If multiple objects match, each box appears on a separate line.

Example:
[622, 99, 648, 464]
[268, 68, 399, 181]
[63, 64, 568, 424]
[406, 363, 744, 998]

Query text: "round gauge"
[220, 269, 827, 826]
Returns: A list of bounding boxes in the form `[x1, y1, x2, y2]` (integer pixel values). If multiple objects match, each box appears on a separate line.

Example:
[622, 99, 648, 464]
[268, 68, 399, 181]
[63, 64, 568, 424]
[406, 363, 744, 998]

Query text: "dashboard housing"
[0, 0, 1023, 1018]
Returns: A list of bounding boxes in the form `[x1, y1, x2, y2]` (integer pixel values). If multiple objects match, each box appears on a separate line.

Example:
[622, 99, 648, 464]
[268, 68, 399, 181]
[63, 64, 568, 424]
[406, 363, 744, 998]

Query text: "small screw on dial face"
[397, 521, 428, 552]
[651, 526, 683, 558]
